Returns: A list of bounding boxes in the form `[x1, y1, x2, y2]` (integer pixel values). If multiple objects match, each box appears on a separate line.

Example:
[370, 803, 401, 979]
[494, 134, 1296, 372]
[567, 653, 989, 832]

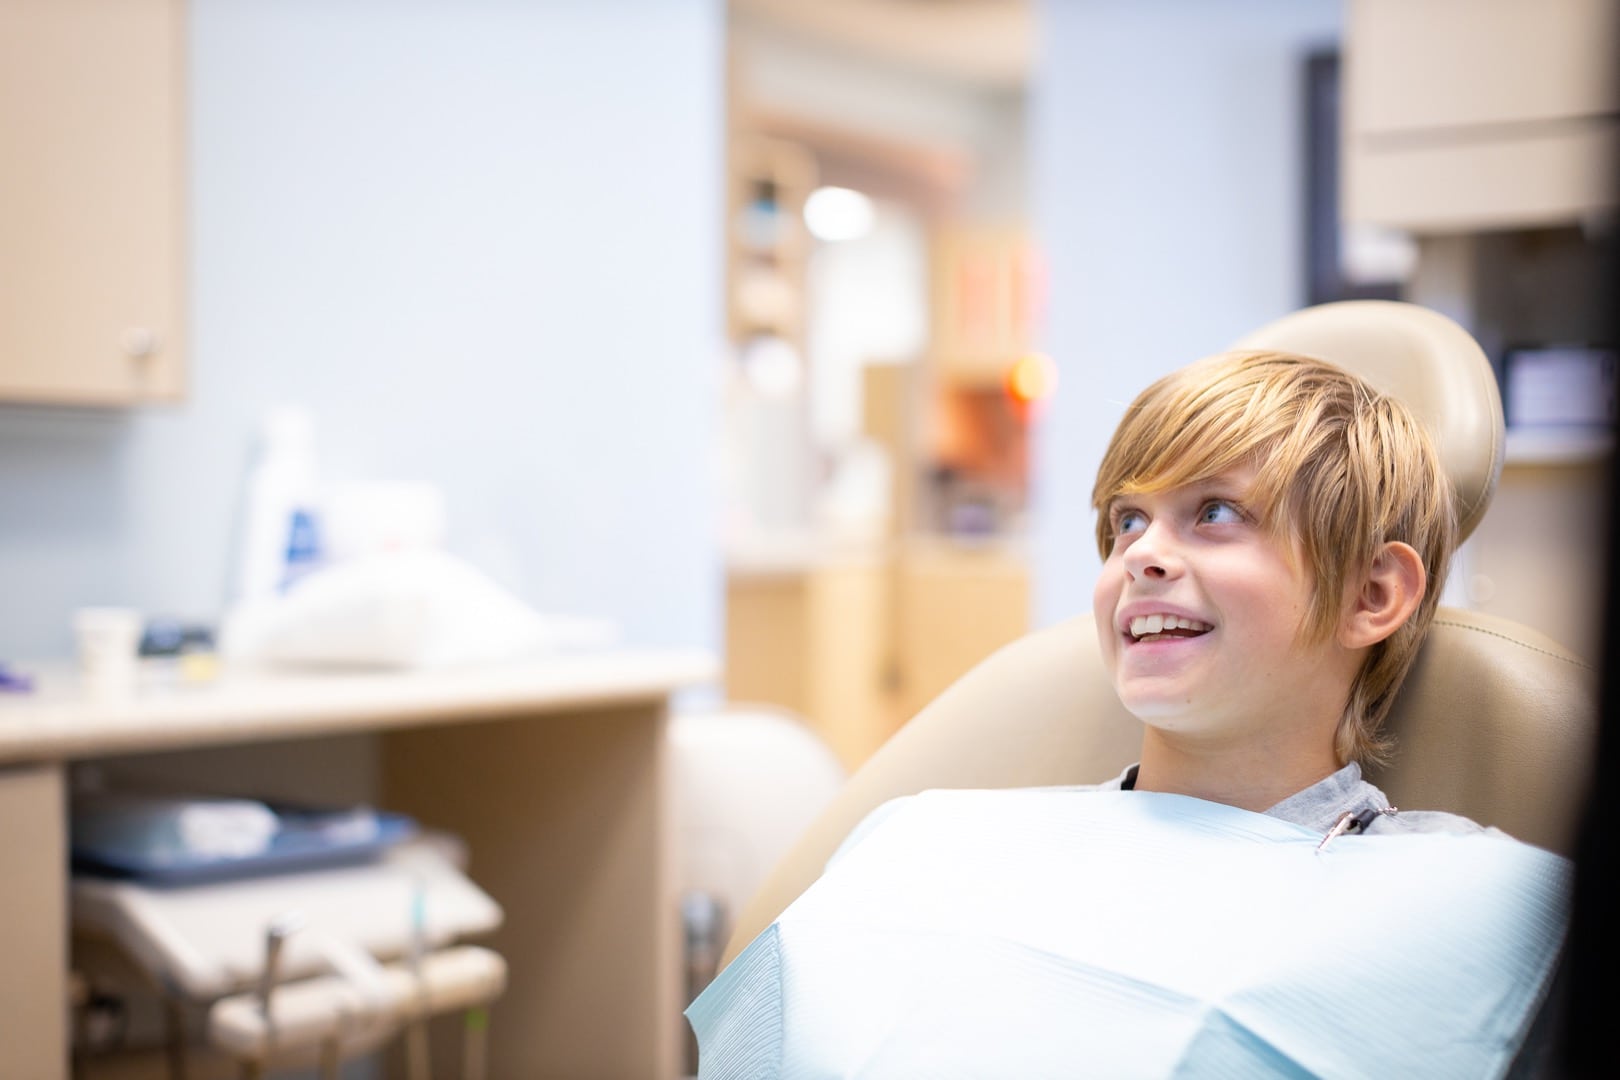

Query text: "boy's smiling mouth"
[1127, 613, 1214, 643]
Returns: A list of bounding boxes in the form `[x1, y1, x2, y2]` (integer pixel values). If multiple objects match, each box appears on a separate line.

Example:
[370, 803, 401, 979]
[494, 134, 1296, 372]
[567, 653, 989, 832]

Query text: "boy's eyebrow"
[1104, 468, 1259, 511]
[1190, 470, 1257, 499]
[1197, 483, 1250, 503]
[1102, 493, 1142, 516]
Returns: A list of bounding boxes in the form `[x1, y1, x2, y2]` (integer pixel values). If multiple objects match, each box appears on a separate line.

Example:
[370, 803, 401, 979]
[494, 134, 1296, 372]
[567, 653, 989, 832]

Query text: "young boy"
[1084, 349, 1476, 835]
[688, 350, 1567, 1078]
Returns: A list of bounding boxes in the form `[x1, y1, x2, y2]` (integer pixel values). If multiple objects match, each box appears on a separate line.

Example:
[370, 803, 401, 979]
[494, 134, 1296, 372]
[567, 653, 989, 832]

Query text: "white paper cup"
[74, 607, 142, 695]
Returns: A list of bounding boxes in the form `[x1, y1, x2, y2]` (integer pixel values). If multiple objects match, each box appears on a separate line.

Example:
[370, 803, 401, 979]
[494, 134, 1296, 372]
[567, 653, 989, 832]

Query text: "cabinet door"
[0, 0, 185, 405]
[1347, 0, 1618, 135]
[1343, 0, 1620, 232]
[0, 765, 67, 1080]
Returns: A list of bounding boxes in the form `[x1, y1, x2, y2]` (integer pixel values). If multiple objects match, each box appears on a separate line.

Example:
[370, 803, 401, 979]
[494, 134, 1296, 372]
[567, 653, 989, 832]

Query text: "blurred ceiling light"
[740, 335, 803, 399]
[804, 186, 876, 242]
[1005, 351, 1058, 405]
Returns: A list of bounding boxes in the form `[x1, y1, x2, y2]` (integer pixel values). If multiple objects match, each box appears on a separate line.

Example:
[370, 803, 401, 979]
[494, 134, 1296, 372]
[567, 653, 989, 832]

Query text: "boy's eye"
[1115, 509, 1147, 535]
[1199, 500, 1243, 525]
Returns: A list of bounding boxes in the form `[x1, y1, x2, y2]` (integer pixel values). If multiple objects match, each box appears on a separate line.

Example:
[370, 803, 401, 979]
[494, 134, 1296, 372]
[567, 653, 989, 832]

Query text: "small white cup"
[73, 607, 143, 696]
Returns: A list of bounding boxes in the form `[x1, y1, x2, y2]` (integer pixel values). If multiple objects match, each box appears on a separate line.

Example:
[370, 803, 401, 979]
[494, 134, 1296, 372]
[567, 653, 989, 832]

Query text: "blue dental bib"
[688, 789, 1569, 1079]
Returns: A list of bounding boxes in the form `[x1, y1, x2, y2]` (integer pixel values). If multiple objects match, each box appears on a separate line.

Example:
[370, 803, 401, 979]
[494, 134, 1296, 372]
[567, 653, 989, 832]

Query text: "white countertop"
[725, 533, 1029, 577]
[0, 648, 718, 764]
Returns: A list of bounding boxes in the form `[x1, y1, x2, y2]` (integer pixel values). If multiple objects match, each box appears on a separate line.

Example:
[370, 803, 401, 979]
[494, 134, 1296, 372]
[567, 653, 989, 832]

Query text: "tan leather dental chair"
[721, 300, 1599, 969]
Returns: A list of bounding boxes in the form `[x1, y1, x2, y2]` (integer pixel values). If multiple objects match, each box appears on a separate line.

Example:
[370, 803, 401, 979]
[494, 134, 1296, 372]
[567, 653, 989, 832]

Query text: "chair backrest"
[721, 301, 1599, 967]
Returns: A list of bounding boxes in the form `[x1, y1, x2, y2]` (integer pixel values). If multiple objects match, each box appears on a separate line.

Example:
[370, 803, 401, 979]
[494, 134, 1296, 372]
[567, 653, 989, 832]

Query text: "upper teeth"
[1130, 614, 1213, 637]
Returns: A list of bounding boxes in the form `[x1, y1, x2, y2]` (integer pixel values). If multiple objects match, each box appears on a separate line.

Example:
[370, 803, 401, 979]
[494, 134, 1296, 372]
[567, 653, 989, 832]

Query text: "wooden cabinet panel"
[724, 543, 1029, 770]
[1343, 0, 1618, 232]
[893, 545, 1029, 721]
[1344, 122, 1619, 232]
[0, 0, 186, 405]
[725, 560, 895, 771]
[1347, 0, 1618, 134]
[0, 765, 66, 1080]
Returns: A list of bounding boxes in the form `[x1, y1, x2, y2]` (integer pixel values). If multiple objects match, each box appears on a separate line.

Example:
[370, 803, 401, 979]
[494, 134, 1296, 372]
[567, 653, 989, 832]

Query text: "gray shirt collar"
[1261, 761, 1394, 833]
[1109, 761, 1394, 833]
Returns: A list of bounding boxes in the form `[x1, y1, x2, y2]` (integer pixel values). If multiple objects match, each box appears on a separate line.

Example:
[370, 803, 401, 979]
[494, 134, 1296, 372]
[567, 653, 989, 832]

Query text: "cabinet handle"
[121, 327, 160, 359]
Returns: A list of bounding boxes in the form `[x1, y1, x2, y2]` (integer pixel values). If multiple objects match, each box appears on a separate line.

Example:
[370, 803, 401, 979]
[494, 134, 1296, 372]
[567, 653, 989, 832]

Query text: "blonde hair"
[1091, 350, 1457, 765]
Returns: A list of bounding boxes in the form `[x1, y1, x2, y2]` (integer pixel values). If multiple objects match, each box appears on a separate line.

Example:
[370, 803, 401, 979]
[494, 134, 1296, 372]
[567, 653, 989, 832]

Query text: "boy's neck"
[1133, 731, 1344, 813]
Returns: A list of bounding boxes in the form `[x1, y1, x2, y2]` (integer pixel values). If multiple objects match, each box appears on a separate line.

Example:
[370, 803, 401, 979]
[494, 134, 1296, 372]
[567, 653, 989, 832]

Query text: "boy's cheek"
[1091, 565, 1121, 626]
[1092, 597, 1123, 675]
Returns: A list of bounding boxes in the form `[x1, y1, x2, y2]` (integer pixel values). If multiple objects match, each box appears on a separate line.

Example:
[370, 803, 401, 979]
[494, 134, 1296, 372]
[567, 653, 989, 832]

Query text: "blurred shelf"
[1502, 427, 1612, 467]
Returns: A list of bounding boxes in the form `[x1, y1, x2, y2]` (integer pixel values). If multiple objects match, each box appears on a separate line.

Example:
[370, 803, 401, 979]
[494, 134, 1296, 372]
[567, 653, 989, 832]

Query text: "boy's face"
[1092, 465, 1361, 747]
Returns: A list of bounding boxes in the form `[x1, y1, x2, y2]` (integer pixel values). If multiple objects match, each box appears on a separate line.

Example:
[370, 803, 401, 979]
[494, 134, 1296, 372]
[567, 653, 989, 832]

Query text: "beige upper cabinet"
[1343, 0, 1619, 233]
[0, 0, 186, 406]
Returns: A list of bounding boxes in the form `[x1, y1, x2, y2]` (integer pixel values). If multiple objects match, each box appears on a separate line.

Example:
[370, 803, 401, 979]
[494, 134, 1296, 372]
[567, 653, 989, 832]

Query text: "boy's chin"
[1127, 704, 1192, 724]
[1116, 693, 1201, 726]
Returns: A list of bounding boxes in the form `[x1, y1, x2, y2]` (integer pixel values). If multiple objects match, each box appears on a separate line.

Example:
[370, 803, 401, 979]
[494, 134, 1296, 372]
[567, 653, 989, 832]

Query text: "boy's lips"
[1116, 605, 1215, 644]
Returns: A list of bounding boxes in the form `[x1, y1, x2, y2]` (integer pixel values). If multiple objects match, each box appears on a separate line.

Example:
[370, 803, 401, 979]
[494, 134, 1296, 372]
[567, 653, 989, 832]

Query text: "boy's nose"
[1123, 523, 1182, 581]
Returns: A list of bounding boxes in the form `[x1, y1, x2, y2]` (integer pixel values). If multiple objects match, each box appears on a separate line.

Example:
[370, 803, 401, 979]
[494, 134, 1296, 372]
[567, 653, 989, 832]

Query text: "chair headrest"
[1231, 300, 1505, 543]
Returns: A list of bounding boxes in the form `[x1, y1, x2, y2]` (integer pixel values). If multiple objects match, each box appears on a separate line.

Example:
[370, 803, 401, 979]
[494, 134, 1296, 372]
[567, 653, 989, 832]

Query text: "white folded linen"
[73, 793, 280, 864]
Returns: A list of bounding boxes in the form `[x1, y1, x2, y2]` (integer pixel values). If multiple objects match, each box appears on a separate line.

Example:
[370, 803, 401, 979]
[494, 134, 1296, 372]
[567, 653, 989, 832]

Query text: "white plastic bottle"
[234, 405, 323, 604]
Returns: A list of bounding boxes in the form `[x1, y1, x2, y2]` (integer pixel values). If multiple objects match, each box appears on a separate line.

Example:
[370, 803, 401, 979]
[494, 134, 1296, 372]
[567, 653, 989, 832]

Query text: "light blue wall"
[0, 0, 724, 660]
[1030, 0, 1342, 626]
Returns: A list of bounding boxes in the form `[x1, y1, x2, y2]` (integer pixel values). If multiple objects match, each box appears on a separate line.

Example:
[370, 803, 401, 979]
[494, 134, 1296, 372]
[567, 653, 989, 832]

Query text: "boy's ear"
[1339, 541, 1426, 649]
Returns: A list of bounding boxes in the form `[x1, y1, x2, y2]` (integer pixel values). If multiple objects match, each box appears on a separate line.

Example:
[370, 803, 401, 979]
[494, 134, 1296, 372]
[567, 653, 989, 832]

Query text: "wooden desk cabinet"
[0, 0, 186, 405]
[0, 652, 714, 1079]
[725, 541, 1029, 771]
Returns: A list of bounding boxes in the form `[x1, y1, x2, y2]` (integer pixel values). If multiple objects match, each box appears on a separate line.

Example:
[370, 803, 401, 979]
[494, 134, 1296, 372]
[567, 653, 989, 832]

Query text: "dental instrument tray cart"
[72, 837, 507, 1077]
